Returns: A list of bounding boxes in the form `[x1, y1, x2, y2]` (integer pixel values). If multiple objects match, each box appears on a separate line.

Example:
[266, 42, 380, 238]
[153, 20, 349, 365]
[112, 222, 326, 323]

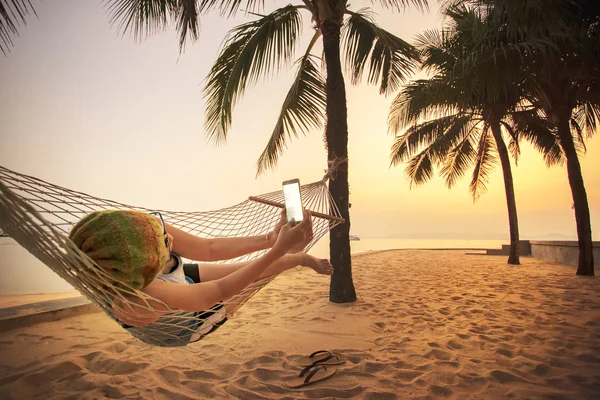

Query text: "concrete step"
[0, 296, 100, 333]
[486, 241, 532, 256]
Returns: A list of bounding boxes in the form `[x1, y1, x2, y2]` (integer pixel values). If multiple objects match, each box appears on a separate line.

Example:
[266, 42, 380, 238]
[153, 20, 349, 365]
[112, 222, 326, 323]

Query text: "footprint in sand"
[429, 384, 453, 397]
[242, 354, 280, 370]
[374, 337, 392, 346]
[545, 377, 571, 390]
[183, 369, 223, 381]
[374, 321, 386, 330]
[478, 334, 501, 343]
[438, 307, 452, 316]
[181, 380, 219, 398]
[437, 360, 460, 370]
[447, 339, 464, 350]
[496, 348, 514, 358]
[251, 366, 286, 383]
[490, 369, 522, 384]
[575, 352, 600, 363]
[83, 353, 149, 375]
[531, 363, 552, 377]
[426, 348, 454, 361]
[363, 391, 398, 400]
[394, 369, 425, 383]
[152, 367, 184, 385]
[362, 361, 390, 374]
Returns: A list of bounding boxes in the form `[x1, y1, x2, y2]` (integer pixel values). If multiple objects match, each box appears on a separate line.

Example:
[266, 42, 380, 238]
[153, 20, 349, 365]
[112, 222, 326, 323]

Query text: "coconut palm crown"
[203, 2, 426, 172]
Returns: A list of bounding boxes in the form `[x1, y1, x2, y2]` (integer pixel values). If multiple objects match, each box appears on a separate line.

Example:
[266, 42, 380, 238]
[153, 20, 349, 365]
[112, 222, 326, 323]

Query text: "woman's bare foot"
[301, 254, 333, 275]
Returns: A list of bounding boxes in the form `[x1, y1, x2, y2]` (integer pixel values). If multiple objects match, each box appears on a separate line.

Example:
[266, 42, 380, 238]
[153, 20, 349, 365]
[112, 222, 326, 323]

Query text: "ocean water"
[307, 237, 507, 259]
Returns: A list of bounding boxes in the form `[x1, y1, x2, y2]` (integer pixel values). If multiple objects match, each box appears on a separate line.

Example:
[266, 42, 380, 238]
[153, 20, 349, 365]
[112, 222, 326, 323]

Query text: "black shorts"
[183, 263, 201, 283]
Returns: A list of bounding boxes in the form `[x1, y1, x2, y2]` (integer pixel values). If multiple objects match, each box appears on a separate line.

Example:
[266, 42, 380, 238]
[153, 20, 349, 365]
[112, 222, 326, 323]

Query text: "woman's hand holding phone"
[272, 209, 312, 255]
[266, 209, 288, 247]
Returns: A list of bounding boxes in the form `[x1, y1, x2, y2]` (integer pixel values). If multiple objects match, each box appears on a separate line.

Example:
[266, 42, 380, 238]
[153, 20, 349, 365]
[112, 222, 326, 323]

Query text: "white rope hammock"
[0, 166, 344, 347]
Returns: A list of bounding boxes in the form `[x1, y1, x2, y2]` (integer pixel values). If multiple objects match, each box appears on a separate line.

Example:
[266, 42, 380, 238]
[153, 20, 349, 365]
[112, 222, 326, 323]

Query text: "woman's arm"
[165, 211, 286, 262]
[143, 246, 285, 312]
[146, 214, 311, 312]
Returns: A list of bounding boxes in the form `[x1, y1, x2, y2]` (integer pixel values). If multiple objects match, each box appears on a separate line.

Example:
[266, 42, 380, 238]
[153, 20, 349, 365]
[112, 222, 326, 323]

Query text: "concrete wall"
[0, 237, 74, 295]
[530, 240, 600, 267]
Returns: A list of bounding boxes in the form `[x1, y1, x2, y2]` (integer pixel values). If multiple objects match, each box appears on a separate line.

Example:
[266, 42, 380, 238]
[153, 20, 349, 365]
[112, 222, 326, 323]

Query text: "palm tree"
[203, 1, 428, 302]
[464, 0, 599, 275]
[1, 0, 202, 55]
[388, 5, 549, 265]
[1, 0, 36, 55]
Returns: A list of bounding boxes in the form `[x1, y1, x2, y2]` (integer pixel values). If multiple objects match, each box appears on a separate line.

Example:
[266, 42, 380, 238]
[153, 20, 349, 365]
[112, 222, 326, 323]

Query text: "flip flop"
[284, 364, 337, 389]
[296, 350, 348, 367]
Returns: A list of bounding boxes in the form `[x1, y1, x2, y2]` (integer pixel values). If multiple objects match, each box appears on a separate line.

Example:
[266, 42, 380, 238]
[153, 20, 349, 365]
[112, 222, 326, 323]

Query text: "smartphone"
[282, 179, 304, 225]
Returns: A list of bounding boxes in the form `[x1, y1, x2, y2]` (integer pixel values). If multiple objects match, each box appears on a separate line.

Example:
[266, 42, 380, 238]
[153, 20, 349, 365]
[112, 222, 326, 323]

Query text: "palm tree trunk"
[490, 122, 520, 265]
[555, 112, 595, 276]
[321, 20, 356, 303]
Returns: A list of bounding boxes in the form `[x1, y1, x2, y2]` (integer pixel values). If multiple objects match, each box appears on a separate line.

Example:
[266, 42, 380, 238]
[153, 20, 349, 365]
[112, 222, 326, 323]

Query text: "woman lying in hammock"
[68, 209, 332, 346]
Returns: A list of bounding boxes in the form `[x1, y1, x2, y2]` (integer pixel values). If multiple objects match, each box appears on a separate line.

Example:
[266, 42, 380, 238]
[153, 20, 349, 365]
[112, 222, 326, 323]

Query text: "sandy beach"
[0, 249, 599, 399]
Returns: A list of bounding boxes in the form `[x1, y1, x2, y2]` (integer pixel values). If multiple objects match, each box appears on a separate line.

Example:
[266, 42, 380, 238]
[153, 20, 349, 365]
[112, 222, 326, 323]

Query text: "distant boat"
[349, 235, 361, 241]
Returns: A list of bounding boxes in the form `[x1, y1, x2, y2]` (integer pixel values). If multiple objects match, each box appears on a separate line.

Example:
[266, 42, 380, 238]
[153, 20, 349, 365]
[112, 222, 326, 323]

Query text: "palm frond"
[105, 0, 176, 42]
[405, 149, 435, 188]
[203, 5, 302, 142]
[470, 128, 498, 201]
[500, 121, 520, 165]
[388, 78, 462, 134]
[417, 29, 457, 75]
[175, 0, 199, 51]
[198, 0, 264, 17]
[255, 52, 326, 176]
[414, 29, 442, 51]
[473, 0, 578, 41]
[374, 0, 428, 13]
[437, 3, 556, 104]
[570, 115, 587, 155]
[581, 103, 600, 139]
[343, 8, 420, 95]
[427, 115, 479, 164]
[1, 0, 37, 55]
[390, 114, 467, 166]
[509, 109, 563, 166]
[440, 135, 476, 188]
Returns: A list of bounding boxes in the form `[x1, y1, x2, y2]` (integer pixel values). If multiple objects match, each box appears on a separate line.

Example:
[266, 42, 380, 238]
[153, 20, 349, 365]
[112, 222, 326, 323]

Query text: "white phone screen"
[283, 182, 304, 224]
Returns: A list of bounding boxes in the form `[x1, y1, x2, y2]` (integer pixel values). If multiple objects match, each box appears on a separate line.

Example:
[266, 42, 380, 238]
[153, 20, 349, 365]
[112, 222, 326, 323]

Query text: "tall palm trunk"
[554, 111, 595, 276]
[321, 20, 356, 303]
[490, 122, 520, 265]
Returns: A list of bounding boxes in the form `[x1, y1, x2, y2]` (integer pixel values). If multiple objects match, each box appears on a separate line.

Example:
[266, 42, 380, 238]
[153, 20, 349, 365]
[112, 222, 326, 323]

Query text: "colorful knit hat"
[68, 210, 169, 290]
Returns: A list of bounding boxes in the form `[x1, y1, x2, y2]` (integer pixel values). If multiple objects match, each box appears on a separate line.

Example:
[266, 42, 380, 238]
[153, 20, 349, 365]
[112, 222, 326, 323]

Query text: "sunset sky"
[1, 0, 598, 241]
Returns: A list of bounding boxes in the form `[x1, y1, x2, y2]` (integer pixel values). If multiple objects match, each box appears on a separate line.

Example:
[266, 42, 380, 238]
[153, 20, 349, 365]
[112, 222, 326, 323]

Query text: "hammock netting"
[0, 166, 343, 347]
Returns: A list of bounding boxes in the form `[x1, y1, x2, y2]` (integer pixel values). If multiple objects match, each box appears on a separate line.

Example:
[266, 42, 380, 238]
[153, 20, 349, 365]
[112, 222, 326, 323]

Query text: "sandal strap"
[309, 354, 336, 365]
[299, 364, 327, 384]
[309, 349, 333, 358]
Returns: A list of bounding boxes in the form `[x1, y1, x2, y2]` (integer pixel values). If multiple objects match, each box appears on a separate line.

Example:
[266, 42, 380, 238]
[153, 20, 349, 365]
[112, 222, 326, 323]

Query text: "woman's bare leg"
[196, 254, 332, 282]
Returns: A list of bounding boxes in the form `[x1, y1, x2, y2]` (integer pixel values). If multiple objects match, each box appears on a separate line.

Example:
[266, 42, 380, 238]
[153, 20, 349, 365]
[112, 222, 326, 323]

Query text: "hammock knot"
[322, 157, 348, 183]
